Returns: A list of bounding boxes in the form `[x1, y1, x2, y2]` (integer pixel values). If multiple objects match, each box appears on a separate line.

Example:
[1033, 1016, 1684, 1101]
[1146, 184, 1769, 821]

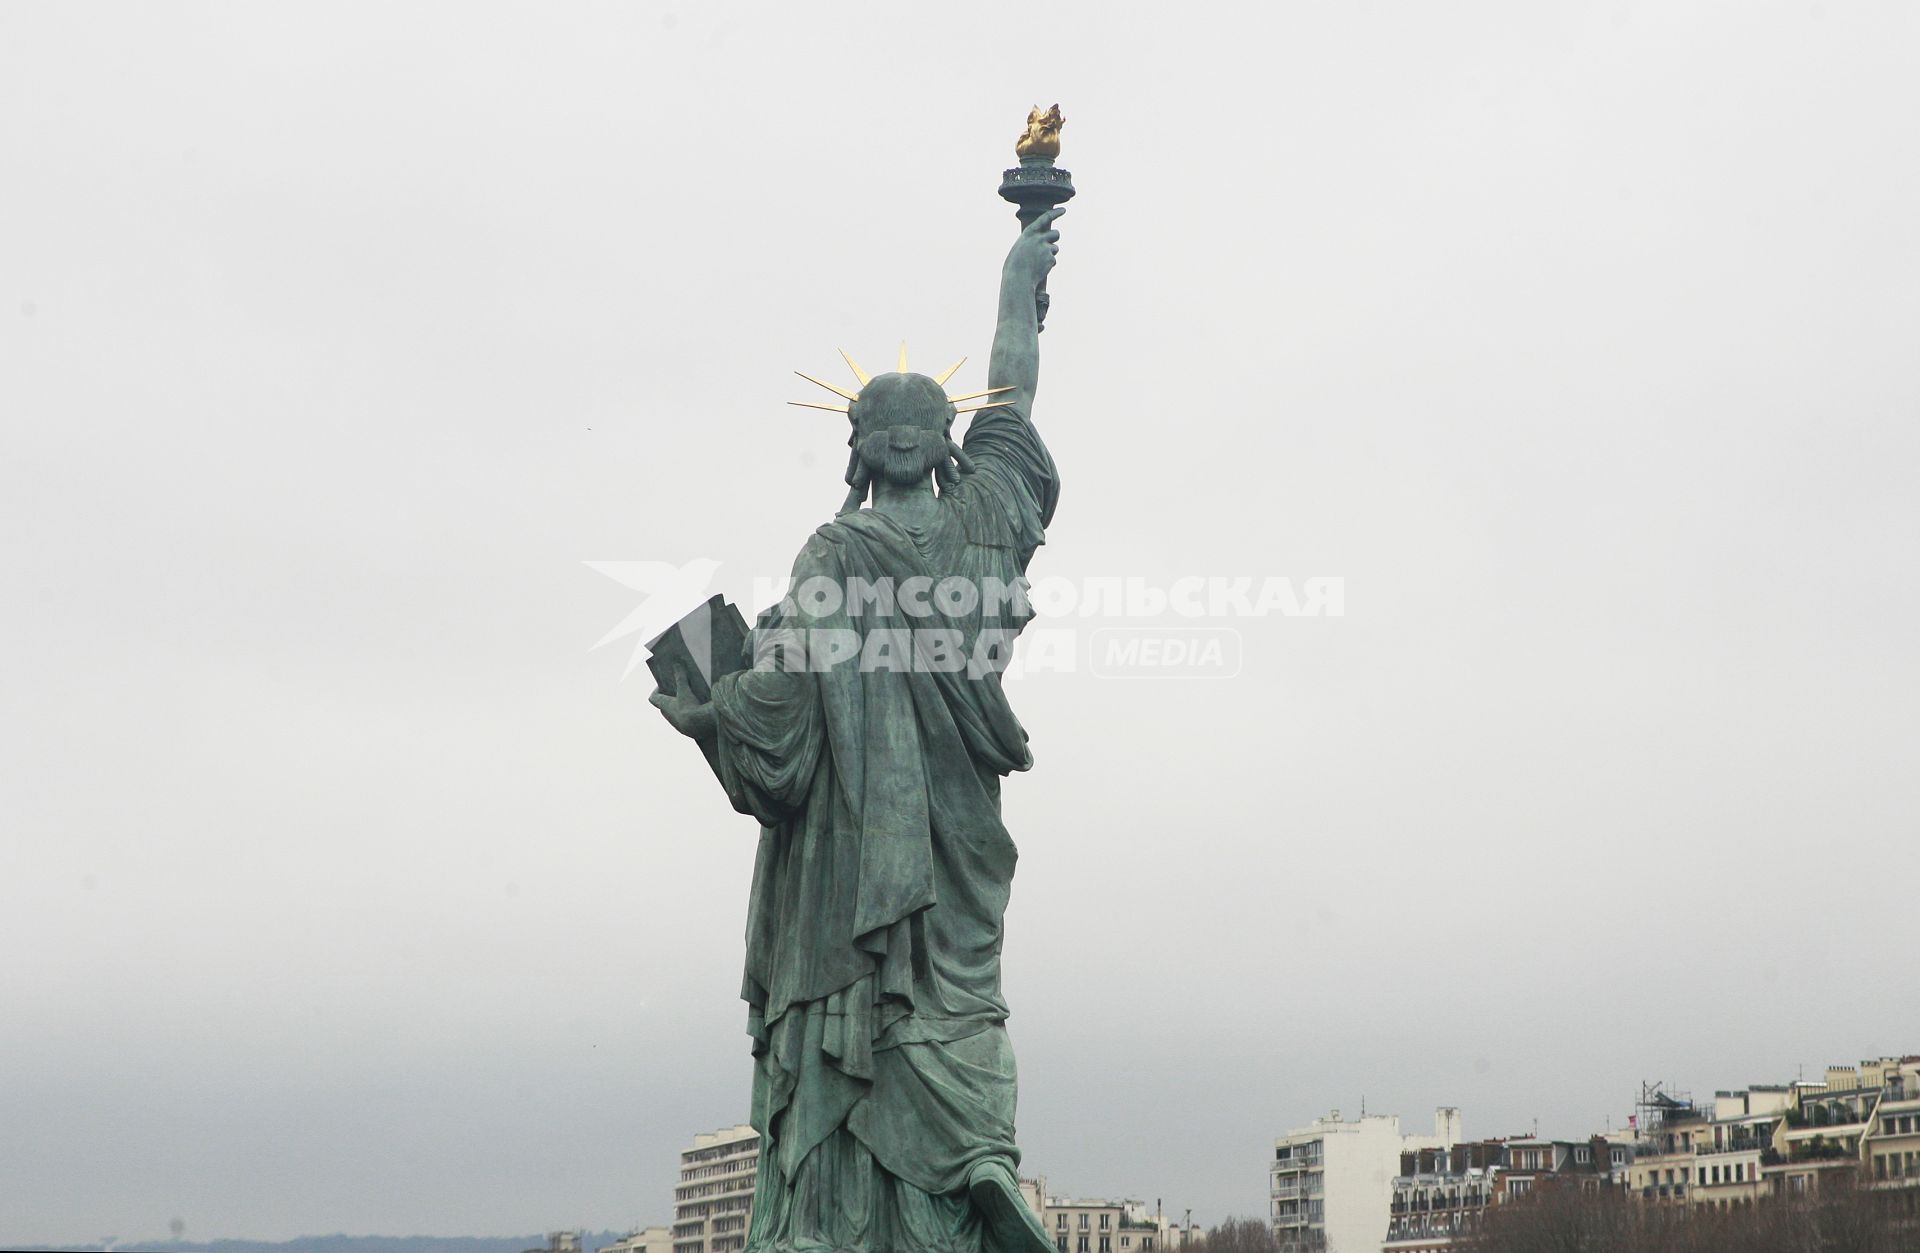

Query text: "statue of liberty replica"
[646, 108, 1074, 1253]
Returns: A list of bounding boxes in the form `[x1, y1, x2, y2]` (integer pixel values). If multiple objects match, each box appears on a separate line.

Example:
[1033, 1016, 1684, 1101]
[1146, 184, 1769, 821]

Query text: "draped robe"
[707, 407, 1058, 1253]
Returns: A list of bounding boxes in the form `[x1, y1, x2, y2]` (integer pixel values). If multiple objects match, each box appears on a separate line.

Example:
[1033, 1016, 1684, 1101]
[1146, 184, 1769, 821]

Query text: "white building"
[673, 1124, 759, 1253]
[1270, 1108, 1458, 1253]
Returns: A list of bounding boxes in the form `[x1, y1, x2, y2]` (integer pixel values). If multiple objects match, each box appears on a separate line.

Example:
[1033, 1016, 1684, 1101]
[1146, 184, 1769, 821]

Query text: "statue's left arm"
[651, 541, 833, 826]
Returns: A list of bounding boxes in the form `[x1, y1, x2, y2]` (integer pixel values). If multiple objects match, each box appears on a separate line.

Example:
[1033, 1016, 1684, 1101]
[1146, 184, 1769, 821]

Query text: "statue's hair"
[835, 373, 977, 514]
[838, 437, 976, 514]
[839, 460, 870, 515]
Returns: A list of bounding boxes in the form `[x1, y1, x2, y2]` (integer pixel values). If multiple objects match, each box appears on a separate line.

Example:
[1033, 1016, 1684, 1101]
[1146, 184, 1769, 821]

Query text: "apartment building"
[1039, 1196, 1168, 1253]
[1686, 1087, 1790, 1208]
[599, 1229, 672, 1253]
[1770, 1056, 1920, 1198]
[1381, 1140, 1504, 1252]
[1627, 1056, 1920, 1205]
[1271, 1108, 1458, 1253]
[1382, 1134, 1625, 1250]
[1628, 1088, 1709, 1204]
[673, 1124, 759, 1253]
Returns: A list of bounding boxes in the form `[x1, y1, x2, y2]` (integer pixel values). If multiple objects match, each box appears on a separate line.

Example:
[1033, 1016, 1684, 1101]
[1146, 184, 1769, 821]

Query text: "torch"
[998, 104, 1075, 332]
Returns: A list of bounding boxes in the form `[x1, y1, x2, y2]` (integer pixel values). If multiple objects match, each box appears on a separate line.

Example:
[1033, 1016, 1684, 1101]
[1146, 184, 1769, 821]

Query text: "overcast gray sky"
[4, 0, 1918, 1245]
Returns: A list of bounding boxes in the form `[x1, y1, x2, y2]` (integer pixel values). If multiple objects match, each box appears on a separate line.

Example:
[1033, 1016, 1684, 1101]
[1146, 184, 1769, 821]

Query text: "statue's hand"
[1004, 206, 1063, 292]
[649, 663, 718, 740]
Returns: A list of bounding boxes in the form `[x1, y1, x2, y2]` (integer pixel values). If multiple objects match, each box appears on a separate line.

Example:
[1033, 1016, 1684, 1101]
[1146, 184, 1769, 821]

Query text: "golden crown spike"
[788, 350, 1018, 417]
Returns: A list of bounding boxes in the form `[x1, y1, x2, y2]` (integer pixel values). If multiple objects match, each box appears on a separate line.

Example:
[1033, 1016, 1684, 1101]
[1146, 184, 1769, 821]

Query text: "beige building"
[673, 1124, 759, 1253]
[1628, 1056, 1920, 1205]
[1866, 1058, 1920, 1190]
[1689, 1087, 1789, 1209]
[600, 1228, 672, 1253]
[1773, 1056, 1920, 1197]
[1039, 1196, 1176, 1253]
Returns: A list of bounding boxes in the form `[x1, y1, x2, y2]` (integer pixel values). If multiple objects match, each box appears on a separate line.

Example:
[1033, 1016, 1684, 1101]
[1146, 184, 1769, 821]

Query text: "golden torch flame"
[1015, 104, 1064, 159]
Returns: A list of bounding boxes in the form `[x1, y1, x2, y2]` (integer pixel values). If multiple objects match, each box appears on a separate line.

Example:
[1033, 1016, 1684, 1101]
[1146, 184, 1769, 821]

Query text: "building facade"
[1270, 1109, 1458, 1253]
[1038, 1195, 1179, 1253]
[673, 1124, 759, 1253]
[599, 1228, 673, 1253]
[1625, 1057, 1920, 1207]
[1379, 1052, 1918, 1248]
[1769, 1057, 1920, 1199]
[1382, 1140, 1503, 1252]
[1382, 1134, 1625, 1251]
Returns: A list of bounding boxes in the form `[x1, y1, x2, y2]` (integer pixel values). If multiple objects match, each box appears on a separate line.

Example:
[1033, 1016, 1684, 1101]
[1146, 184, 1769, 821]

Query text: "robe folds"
[707, 407, 1058, 1253]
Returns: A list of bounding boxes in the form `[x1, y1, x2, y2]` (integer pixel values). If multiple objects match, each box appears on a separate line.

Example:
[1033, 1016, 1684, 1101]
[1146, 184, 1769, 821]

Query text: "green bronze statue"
[648, 110, 1071, 1253]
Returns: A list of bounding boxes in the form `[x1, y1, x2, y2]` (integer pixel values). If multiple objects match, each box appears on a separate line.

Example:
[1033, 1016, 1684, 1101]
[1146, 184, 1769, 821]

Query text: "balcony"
[1697, 1139, 1770, 1156]
[1789, 1139, 1856, 1163]
[1786, 1107, 1871, 1132]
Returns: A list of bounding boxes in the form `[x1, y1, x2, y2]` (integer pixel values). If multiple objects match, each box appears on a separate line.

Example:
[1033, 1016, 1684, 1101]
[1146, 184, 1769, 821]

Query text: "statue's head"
[850, 372, 955, 487]
[789, 349, 1008, 513]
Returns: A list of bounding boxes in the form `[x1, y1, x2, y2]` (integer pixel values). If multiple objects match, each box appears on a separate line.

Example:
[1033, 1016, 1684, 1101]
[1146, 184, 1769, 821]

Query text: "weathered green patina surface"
[650, 123, 1070, 1253]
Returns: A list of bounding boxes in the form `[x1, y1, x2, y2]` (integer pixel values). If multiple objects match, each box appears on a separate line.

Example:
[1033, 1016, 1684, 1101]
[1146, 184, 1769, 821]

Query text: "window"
[1058, 1217, 1067, 1231]
[1080, 1215, 1090, 1230]
[1077, 1238, 1088, 1253]
[1575, 1147, 1590, 1164]
[1056, 1240, 1067, 1253]
[1099, 1239, 1111, 1253]
[1100, 1216, 1111, 1230]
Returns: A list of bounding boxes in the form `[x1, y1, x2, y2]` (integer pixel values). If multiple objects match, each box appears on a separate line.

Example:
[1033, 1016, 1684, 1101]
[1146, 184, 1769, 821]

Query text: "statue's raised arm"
[986, 207, 1063, 421]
